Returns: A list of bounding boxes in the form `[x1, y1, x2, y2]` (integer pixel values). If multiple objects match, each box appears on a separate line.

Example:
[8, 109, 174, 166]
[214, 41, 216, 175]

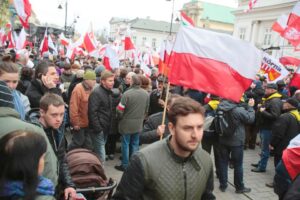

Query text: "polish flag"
[59, 33, 70, 46]
[39, 30, 48, 56]
[124, 36, 135, 50]
[244, 0, 258, 13]
[280, 56, 300, 66]
[282, 134, 300, 180]
[0, 29, 5, 47]
[83, 32, 96, 53]
[15, 27, 27, 50]
[287, 2, 300, 27]
[180, 11, 195, 27]
[158, 39, 173, 76]
[13, 0, 31, 29]
[290, 67, 300, 89]
[103, 45, 120, 71]
[48, 34, 58, 55]
[168, 26, 262, 102]
[272, 14, 288, 35]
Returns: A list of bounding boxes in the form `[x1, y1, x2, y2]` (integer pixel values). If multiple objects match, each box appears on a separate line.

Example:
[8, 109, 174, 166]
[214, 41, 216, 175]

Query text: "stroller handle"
[75, 180, 118, 193]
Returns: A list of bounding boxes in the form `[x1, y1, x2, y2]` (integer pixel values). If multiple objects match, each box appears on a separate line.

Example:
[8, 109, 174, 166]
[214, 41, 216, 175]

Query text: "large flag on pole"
[13, 0, 32, 29]
[168, 26, 262, 102]
[15, 27, 27, 50]
[103, 45, 120, 71]
[39, 29, 48, 56]
[282, 134, 300, 180]
[272, 14, 288, 35]
[124, 36, 135, 50]
[282, 2, 300, 48]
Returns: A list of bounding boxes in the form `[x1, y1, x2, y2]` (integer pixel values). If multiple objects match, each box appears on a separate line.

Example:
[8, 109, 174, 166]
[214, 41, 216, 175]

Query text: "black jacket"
[140, 112, 169, 144]
[88, 85, 113, 134]
[271, 110, 300, 156]
[257, 93, 283, 130]
[42, 127, 75, 190]
[25, 79, 62, 108]
[148, 89, 165, 116]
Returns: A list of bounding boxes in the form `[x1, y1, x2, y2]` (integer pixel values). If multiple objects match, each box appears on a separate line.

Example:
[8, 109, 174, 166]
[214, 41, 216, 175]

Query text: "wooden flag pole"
[160, 82, 170, 140]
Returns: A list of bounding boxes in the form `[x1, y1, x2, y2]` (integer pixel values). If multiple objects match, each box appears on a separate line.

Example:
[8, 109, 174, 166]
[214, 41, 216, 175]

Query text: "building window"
[263, 28, 272, 45]
[239, 28, 246, 40]
[132, 36, 137, 45]
[142, 37, 147, 46]
[152, 38, 156, 49]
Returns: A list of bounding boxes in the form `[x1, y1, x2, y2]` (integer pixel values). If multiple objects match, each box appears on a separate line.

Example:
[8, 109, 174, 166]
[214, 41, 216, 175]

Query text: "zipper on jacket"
[182, 162, 187, 200]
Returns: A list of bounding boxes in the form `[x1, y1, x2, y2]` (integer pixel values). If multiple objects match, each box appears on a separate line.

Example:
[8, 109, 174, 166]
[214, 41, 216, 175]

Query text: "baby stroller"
[66, 148, 117, 200]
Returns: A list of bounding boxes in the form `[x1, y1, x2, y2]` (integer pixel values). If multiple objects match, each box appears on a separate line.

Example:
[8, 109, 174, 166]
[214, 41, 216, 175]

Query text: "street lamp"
[58, 0, 68, 35]
[166, 0, 175, 36]
[262, 46, 280, 51]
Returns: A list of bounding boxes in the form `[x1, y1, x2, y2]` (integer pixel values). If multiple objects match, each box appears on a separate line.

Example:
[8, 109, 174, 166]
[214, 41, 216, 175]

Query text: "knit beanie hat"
[83, 70, 96, 80]
[0, 81, 14, 108]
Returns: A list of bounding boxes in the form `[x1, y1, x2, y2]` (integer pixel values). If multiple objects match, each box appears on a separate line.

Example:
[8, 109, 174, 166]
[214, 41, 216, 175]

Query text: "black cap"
[286, 98, 299, 108]
[276, 80, 286, 87]
[0, 81, 14, 108]
[266, 83, 278, 90]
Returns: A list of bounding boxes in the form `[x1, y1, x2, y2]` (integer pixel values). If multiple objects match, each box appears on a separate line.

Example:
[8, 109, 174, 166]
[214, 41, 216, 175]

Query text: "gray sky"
[30, 0, 238, 34]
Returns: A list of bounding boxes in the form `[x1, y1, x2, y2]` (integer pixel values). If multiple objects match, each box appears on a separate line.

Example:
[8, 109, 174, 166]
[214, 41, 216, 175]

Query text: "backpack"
[213, 107, 237, 137]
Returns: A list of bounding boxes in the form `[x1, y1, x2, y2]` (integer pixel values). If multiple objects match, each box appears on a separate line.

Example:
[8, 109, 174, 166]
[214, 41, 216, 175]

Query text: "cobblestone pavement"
[104, 145, 278, 200]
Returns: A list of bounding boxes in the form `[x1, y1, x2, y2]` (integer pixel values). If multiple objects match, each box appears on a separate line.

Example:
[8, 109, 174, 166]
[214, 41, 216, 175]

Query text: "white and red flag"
[282, 134, 300, 181]
[83, 32, 96, 53]
[124, 36, 135, 50]
[7, 31, 15, 48]
[283, 2, 300, 48]
[244, 0, 258, 13]
[15, 27, 27, 50]
[180, 11, 195, 27]
[13, 0, 31, 29]
[39, 29, 48, 56]
[59, 33, 70, 46]
[280, 56, 300, 66]
[168, 26, 262, 102]
[103, 45, 120, 71]
[290, 67, 300, 89]
[272, 14, 288, 35]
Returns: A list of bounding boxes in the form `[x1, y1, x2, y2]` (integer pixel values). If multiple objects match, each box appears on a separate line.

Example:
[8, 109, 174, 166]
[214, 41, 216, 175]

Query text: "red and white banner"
[15, 27, 27, 50]
[39, 29, 48, 56]
[124, 36, 135, 50]
[180, 11, 195, 27]
[272, 14, 288, 35]
[168, 26, 262, 102]
[282, 2, 300, 48]
[259, 52, 289, 83]
[83, 32, 97, 53]
[59, 33, 70, 46]
[13, 0, 31, 29]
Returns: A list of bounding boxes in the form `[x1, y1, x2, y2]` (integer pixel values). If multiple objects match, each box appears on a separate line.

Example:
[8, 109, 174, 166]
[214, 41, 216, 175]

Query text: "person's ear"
[168, 122, 175, 136]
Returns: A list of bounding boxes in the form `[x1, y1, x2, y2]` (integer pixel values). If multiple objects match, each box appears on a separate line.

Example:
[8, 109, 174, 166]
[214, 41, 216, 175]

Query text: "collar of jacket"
[262, 92, 282, 102]
[100, 84, 112, 94]
[208, 100, 220, 110]
[165, 136, 202, 171]
[290, 110, 300, 121]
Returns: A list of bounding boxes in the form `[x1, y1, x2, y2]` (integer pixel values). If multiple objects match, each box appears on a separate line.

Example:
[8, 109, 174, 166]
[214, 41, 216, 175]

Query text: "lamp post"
[166, 0, 175, 36]
[58, 0, 68, 35]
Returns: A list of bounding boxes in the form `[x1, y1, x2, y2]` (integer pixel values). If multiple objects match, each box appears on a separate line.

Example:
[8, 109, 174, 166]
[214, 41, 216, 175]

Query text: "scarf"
[12, 90, 26, 120]
[0, 176, 55, 197]
[290, 110, 300, 122]
[262, 92, 282, 103]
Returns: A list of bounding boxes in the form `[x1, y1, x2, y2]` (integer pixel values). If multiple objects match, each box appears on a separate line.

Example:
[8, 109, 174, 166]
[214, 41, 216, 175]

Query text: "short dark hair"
[168, 97, 205, 125]
[40, 93, 65, 112]
[34, 61, 56, 79]
[0, 130, 47, 200]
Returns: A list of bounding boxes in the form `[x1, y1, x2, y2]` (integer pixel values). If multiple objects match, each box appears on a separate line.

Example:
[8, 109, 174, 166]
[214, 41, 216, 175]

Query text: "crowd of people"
[0, 47, 300, 200]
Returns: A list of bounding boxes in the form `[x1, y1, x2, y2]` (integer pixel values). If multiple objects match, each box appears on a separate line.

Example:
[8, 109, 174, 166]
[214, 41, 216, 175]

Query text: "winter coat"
[271, 109, 300, 156]
[217, 100, 255, 146]
[25, 79, 62, 109]
[88, 85, 113, 134]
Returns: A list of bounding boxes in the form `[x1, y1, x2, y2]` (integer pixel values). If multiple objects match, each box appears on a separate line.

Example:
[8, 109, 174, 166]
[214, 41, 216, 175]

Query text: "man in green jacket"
[113, 97, 215, 200]
[0, 80, 58, 187]
[115, 74, 149, 171]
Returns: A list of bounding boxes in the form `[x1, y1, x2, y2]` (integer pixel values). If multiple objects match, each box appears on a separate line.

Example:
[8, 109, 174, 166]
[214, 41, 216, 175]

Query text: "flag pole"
[160, 81, 170, 140]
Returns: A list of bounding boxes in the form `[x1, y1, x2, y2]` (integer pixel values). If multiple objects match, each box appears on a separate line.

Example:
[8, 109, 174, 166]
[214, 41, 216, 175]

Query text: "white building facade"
[233, 0, 300, 59]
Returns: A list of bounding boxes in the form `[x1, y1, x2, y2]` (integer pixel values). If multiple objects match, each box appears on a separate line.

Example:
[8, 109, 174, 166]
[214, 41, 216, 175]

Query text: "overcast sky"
[30, 0, 238, 34]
